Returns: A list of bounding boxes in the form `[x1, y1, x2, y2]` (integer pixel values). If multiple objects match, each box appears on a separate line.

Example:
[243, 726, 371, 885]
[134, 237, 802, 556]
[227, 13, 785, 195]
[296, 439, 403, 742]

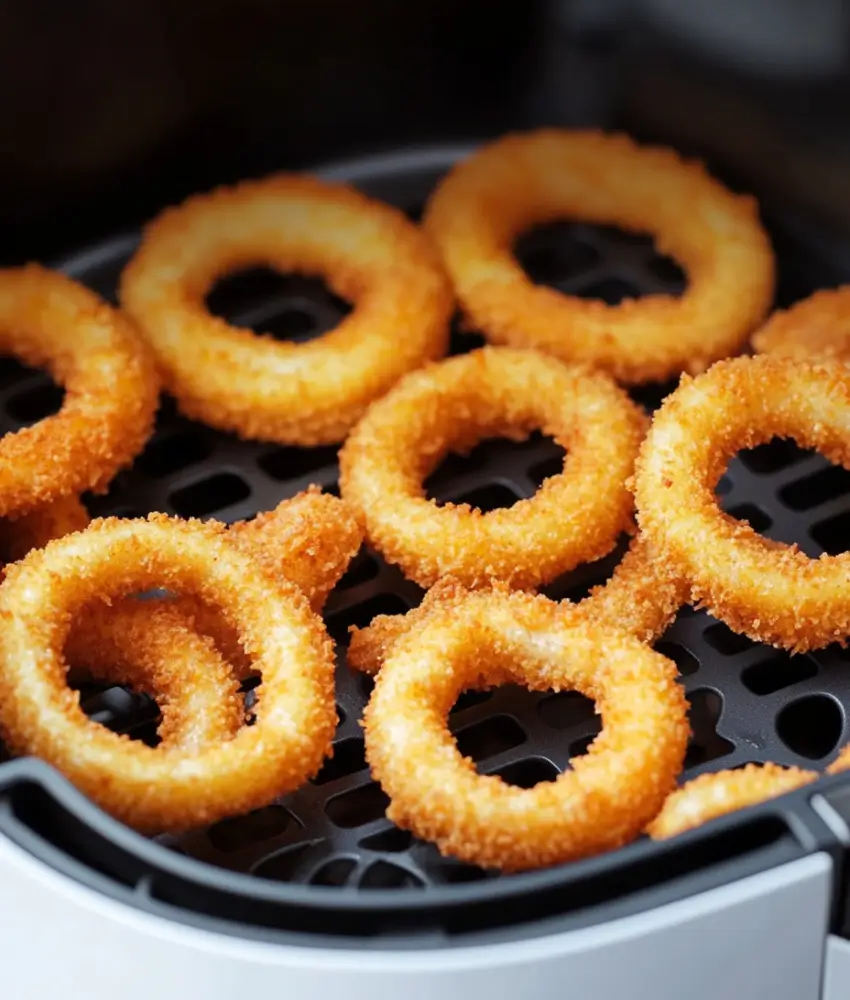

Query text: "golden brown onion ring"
[364, 587, 689, 871]
[348, 534, 685, 675]
[635, 354, 850, 651]
[340, 347, 647, 590]
[647, 764, 817, 840]
[0, 495, 91, 569]
[120, 174, 453, 446]
[0, 514, 337, 832]
[752, 287, 850, 363]
[424, 129, 775, 384]
[0, 266, 158, 517]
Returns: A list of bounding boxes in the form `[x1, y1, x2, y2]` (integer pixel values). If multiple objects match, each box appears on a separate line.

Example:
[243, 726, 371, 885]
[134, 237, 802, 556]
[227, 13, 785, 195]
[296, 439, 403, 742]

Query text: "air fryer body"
[4, 2, 850, 998]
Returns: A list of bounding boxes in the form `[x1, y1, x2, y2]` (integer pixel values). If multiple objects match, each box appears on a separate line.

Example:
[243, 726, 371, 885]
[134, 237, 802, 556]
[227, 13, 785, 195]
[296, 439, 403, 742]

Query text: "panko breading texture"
[424, 129, 775, 384]
[647, 764, 817, 840]
[120, 174, 453, 446]
[0, 266, 158, 517]
[348, 535, 686, 675]
[752, 285, 850, 363]
[0, 515, 337, 833]
[340, 347, 647, 590]
[635, 354, 850, 651]
[363, 588, 690, 871]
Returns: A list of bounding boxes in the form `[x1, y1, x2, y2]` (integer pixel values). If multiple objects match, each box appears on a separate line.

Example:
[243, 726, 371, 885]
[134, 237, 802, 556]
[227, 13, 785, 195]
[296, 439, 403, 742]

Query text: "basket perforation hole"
[493, 756, 559, 788]
[537, 691, 596, 729]
[78, 683, 161, 746]
[169, 472, 251, 518]
[336, 551, 380, 591]
[258, 445, 339, 481]
[738, 439, 810, 474]
[450, 483, 521, 512]
[326, 594, 410, 647]
[781, 463, 850, 511]
[514, 222, 601, 285]
[434, 863, 491, 884]
[647, 255, 686, 289]
[0, 356, 32, 387]
[528, 451, 567, 489]
[206, 268, 350, 342]
[359, 827, 412, 853]
[654, 641, 700, 677]
[777, 694, 843, 760]
[136, 431, 212, 478]
[360, 861, 424, 890]
[7, 381, 64, 424]
[578, 277, 641, 305]
[725, 503, 772, 534]
[569, 730, 601, 758]
[455, 714, 527, 762]
[325, 783, 390, 828]
[685, 689, 734, 769]
[742, 653, 818, 696]
[207, 805, 301, 853]
[811, 511, 850, 555]
[703, 623, 756, 656]
[313, 738, 368, 786]
[310, 858, 358, 887]
[451, 689, 493, 714]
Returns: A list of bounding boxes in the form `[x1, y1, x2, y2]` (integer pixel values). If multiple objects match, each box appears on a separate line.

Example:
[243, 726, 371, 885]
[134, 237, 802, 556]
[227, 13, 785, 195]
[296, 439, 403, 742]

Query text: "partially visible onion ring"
[647, 764, 817, 840]
[423, 129, 775, 384]
[0, 495, 90, 569]
[0, 266, 158, 517]
[364, 587, 689, 871]
[120, 174, 453, 446]
[635, 354, 850, 652]
[752, 287, 850, 363]
[0, 514, 337, 833]
[340, 346, 646, 590]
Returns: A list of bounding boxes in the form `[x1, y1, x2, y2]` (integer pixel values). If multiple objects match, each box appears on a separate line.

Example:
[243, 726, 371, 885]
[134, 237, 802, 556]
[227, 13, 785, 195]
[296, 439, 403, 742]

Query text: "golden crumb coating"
[0, 265, 159, 517]
[0, 514, 337, 833]
[752, 286, 850, 363]
[635, 354, 850, 651]
[348, 534, 685, 675]
[340, 346, 647, 590]
[424, 129, 775, 384]
[120, 174, 453, 445]
[364, 587, 689, 871]
[647, 763, 817, 839]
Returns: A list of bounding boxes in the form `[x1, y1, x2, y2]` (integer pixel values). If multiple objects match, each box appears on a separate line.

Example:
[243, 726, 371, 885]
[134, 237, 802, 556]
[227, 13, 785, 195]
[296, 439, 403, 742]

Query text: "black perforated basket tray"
[1, 143, 850, 948]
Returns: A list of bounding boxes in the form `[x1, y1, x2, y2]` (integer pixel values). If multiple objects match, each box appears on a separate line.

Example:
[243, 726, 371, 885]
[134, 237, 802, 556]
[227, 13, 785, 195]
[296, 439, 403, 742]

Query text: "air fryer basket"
[0, 140, 848, 947]
[3, 0, 850, 953]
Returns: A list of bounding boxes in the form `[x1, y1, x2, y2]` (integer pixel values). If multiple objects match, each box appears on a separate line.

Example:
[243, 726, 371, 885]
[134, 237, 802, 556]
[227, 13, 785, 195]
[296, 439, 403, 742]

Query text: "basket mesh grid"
[1, 151, 849, 892]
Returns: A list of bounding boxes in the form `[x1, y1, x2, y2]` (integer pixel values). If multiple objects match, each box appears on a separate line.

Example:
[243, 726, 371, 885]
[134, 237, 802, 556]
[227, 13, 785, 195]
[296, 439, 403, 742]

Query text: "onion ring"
[120, 174, 453, 446]
[752, 286, 850, 364]
[66, 487, 360, 746]
[348, 534, 685, 675]
[363, 587, 689, 871]
[0, 266, 158, 517]
[0, 495, 90, 569]
[423, 129, 775, 384]
[0, 514, 337, 832]
[647, 764, 817, 840]
[340, 347, 646, 589]
[634, 354, 850, 651]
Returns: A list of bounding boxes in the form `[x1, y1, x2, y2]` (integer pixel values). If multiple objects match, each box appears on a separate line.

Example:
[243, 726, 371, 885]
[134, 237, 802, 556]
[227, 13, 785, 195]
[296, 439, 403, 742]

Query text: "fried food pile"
[0, 128, 847, 871]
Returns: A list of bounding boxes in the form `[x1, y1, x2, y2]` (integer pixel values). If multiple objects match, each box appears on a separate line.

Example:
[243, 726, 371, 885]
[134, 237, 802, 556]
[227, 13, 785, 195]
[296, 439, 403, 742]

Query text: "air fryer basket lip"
[0, 136, 850, 945]
[0, 755, 836, 949]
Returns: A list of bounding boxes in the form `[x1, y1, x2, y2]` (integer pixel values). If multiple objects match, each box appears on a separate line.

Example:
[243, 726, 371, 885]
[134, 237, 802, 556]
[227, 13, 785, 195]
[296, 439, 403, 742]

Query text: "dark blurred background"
[2, 0, 850, 264]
